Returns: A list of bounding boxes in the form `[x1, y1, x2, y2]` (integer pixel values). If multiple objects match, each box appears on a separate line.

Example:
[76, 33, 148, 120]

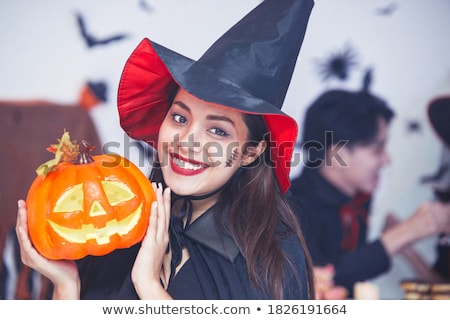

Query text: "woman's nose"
[174, 127, 203, 154]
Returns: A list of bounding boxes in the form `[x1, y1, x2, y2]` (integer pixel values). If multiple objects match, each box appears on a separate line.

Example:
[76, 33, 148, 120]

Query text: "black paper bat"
[139, 0, 154, 13]
[75, 11, 129, 48]
[406, 119, 422, 133]
[375, 3, 398, 16]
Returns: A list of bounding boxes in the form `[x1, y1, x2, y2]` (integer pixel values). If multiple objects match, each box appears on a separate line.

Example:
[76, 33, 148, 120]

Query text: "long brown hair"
[215, 114, 315, 299]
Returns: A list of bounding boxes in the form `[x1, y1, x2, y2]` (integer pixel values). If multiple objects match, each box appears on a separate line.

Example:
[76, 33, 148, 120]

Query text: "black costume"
[77, 207, 309, 299]
[289, 167, 390, 295]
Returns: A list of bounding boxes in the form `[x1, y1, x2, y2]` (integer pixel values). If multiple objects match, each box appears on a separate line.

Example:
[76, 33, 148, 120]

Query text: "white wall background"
[1, 0, 450, 299]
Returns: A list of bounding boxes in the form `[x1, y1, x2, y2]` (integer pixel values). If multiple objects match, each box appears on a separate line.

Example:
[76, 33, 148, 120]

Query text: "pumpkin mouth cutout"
[47, 203, 143, 245]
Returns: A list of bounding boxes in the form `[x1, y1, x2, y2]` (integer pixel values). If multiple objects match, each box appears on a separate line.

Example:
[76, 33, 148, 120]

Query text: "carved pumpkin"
[26, 132, 155, 260]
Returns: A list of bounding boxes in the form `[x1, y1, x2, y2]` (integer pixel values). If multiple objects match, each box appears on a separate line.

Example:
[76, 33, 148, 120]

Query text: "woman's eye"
[209, 128, 229, 137]
[172, 113, 187, 124]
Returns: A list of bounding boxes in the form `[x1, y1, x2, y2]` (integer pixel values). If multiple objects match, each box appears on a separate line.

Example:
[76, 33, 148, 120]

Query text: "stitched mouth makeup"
[225, 148, 239, 167]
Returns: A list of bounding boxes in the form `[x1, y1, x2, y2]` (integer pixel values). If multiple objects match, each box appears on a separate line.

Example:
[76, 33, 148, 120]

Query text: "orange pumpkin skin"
[26, 154, 155, 260]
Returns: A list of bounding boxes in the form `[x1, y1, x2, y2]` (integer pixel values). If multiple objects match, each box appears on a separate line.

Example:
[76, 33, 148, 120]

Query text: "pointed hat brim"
[118, 39, 298, 193]
[428, 96, 450, 149]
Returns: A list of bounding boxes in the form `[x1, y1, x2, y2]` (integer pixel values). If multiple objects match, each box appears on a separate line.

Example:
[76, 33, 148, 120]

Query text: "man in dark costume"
[290, 89, 450, 298]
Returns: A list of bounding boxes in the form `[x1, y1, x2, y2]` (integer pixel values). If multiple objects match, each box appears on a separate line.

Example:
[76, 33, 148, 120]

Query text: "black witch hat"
[421, 96, 450, 200]
[428, 96, 450, 149]
[118, 0, 314, 193]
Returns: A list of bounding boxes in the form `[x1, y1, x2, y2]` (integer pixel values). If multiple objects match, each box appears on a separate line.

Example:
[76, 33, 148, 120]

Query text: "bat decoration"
[75, 11, 129, 48]
[139, 0, 154, 14]
[315, 44, 358, 82]
[406, 119, 422, 133]
[375, 2, 398, 16]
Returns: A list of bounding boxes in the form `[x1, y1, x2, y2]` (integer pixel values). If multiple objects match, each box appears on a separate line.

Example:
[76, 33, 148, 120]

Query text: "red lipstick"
[169, 153, 208, 176]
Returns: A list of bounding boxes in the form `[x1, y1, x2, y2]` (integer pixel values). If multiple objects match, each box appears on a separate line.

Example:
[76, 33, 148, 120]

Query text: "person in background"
[289, 89, 450, 298]
[382, 95, 450, 295]
[426, 96, 450, 281]
[16, 0, 316, 300]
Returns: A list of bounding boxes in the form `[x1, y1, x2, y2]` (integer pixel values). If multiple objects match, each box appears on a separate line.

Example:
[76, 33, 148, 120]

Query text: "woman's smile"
[170, 152, 208, 176]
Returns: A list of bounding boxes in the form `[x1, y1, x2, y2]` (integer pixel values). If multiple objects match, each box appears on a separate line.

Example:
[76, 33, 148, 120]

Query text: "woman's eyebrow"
[173, 100, 235, 126]
[206, 114, 235, 125]
[173, 100, 191, 113]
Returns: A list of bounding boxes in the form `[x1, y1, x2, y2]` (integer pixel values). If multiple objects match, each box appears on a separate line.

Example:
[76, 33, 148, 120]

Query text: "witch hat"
[421, 96, 450, 197]
[428, 96, 450, 149]
[118, 0, 314, 193]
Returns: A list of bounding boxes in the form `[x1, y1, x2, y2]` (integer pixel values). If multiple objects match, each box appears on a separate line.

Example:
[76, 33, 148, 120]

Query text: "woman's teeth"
[173, 157, 204, 170]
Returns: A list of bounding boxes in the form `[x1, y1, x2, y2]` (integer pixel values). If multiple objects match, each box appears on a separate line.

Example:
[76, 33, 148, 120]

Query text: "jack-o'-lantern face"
[48, 180, 144, 245]
[27, 140, 155, 260]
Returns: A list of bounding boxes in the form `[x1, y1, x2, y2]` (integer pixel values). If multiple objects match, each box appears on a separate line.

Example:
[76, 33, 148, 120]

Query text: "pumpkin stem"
[35, 131, 96, 176]
[75, 140, 95, 164]
[36, 130, 79, 176]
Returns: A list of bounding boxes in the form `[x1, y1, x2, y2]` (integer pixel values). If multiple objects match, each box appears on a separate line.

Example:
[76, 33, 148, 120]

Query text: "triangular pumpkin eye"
[90, 200, 107, 216]
[102, 181, 135, 205]
[54, 183, 84, 212]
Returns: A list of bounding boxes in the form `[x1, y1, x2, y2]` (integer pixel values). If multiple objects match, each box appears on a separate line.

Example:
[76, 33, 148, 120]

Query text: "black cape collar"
[300, 167, 352, 208]
[183, 206, 240, 262]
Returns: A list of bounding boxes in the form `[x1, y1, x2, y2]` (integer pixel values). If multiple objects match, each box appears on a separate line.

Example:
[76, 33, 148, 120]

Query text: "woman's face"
[157, 89, 253, 197]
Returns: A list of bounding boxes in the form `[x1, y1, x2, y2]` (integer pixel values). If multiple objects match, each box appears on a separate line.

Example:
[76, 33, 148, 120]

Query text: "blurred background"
[1, 0, 449, 299]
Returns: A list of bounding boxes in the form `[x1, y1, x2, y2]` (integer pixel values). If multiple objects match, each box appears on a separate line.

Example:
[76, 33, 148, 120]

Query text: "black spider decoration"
[316, 45, 358, 82]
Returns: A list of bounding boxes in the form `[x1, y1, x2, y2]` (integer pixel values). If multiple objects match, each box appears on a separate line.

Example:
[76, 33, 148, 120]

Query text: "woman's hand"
[15, 200, 80, 299]
[132, 183, 172, 299]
